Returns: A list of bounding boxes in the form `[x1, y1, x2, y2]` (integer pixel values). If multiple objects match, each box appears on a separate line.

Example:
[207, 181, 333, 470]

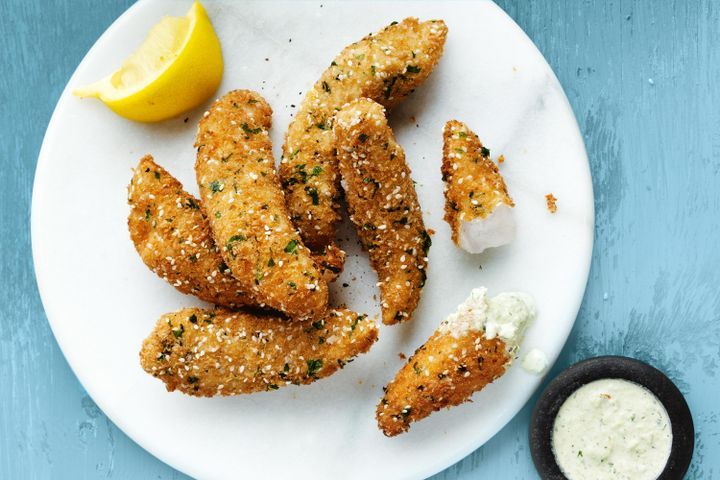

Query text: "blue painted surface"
[1, 0, 718, 478]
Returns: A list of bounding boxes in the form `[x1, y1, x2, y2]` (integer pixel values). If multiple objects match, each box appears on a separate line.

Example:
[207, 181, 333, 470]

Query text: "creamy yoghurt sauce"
[437, 287, 535, 353]
[552, 378, 673, 480]
[522, 348, 549, 374]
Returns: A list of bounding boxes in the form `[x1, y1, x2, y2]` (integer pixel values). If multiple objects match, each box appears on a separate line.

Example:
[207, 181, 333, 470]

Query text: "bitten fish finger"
[377, 288, 535, 436]
[442, 121, 515, 254]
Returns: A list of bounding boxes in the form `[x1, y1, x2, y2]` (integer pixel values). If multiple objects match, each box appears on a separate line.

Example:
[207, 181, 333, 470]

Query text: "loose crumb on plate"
[545, 193, 558, 213]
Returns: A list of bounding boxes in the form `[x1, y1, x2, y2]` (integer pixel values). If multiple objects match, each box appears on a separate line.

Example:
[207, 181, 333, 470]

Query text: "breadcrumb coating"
[334, 99, 429, 325]
[313, 242, 347, 283]
[441, 120, 514, 246]
[280, 17, 447, 249]
[128, 155, 256, 308]
[195, 90, 328, 320]
[376, 329, 511, 436]
[140, 307, 378, 396]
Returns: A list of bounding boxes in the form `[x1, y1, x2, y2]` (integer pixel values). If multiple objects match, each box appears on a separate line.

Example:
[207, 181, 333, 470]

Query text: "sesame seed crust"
[334, 99, 429, 325]
[128, 155, 257, 308]
[280, 17, 448, 250]
[195, 90, 328, 320]
[140, 307, 378, 396]
[376, 329, 511, 437]
[441, 120, 514, 246]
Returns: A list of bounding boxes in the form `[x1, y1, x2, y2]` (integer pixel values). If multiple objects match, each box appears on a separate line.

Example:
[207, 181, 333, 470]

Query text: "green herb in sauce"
[552, 378, 672, 480]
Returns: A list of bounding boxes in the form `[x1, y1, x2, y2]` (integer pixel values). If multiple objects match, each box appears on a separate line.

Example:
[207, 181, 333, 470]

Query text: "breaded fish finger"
[196, 90, 328, 320]
[128, 156, 343, 309]
[334, 99, 429, 325]
[442, 121, 515, 254]
[280, 17, 448, 250]
[376, 288, 535, 436]
[128, 155, 256, 308]
[140, 307, 378, 396]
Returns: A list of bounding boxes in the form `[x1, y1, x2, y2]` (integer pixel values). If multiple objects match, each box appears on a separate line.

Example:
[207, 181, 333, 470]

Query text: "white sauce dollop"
[437, 287, 535, 353]
[522, 348, 549, 374]
[552, 378, 673, 480]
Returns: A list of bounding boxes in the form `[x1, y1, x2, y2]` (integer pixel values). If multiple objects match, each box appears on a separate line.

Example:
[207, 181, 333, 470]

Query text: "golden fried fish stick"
[140, 307, 378, 396]
[128, 156, 343, 309]
[377, 288, 535, 436]
[195, 90, 328, 320]
[334, 99, 429, 325]
[280, 17, 448, 249]
[442, 121, 515, 254]
[128, 155, 257, 308]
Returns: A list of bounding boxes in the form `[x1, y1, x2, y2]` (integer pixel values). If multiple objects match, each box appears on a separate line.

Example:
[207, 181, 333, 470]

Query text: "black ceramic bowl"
[529, 356, 694, 480]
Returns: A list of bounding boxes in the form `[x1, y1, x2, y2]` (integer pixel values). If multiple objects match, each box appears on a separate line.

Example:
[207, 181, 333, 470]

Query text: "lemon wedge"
[74, 1, 223, 122]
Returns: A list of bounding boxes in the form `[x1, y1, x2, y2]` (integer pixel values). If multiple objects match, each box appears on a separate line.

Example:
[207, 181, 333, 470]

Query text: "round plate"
[530, 356, 694, 480]
[31, 1, 593, 479]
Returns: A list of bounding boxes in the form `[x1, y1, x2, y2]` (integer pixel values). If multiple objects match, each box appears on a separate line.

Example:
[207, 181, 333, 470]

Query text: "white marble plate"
[31, 1, 593, 479]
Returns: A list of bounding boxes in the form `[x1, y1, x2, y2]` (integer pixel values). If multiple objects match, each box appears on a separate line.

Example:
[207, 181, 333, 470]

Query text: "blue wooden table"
[1, 1, 718, 478]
